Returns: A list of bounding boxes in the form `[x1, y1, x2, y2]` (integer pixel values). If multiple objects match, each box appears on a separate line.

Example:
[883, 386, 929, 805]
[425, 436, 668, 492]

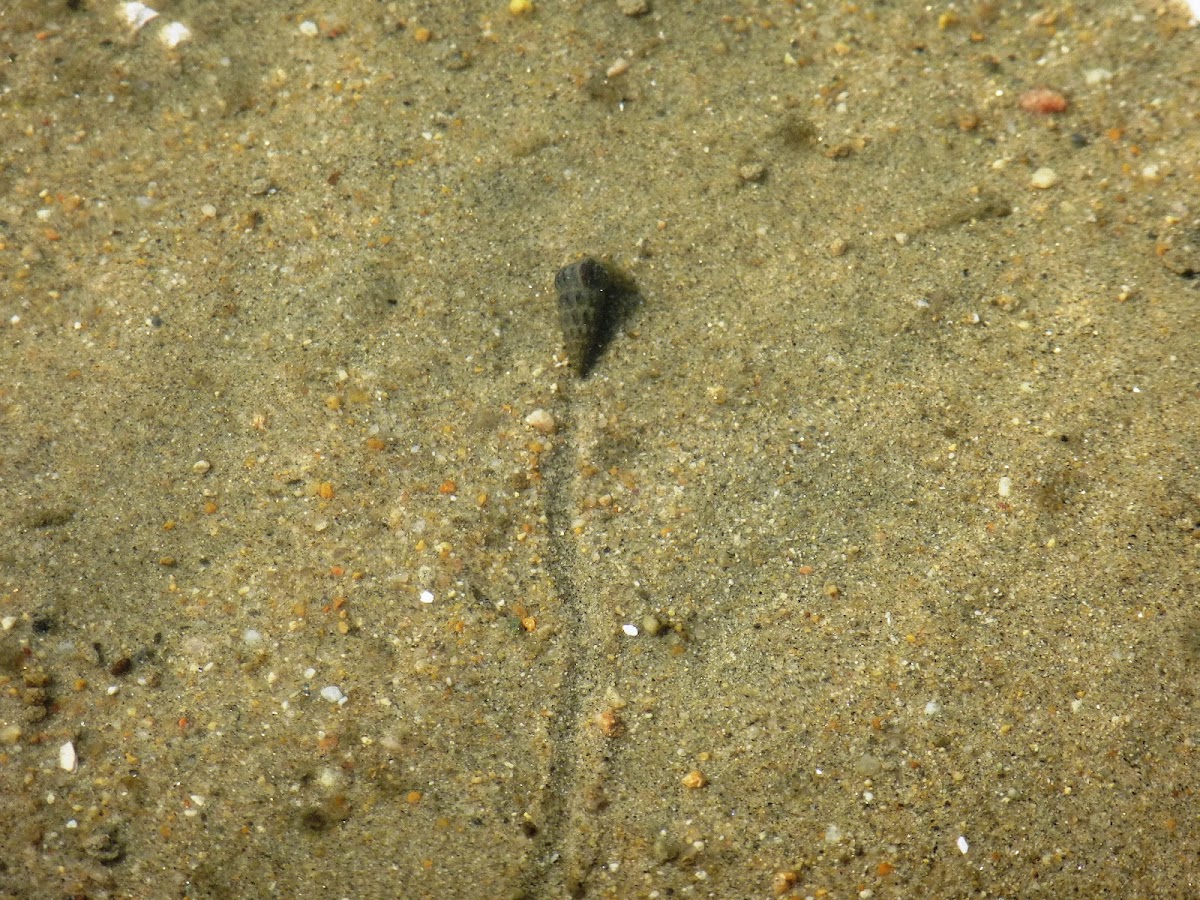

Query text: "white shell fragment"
[121, 2, 159, 31]
[1030, 167, 1059, 189]
[160, 22, 192, 49]
[525, 408, 556, 434]
[59, 741, 78, 772]
[606, 58, 631, 78]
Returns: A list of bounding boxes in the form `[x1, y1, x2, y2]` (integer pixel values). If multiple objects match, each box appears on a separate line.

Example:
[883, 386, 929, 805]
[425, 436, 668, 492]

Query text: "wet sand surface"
[1, 1, 1198, 897]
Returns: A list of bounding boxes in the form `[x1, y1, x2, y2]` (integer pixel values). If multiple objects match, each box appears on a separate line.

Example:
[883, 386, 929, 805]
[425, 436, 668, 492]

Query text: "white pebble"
[1, 616, 15, 631]
[59, 741, 77, 772]
[299, 20, 319, 37]
[243, 629, 262, 645]
[924, 700, 941, 716]
[524, 408, 556, 434]
[1030, 167, 1058, 189]
[998, 475, 1012, 498]
[319, 685, 344, 703]
[957, 835, 970, 854]
[419, 589, 435, 604]
[622, 623, 639, 637]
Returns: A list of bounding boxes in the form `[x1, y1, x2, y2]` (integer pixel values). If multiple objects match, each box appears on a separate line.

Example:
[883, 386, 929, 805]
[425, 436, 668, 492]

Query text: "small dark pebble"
[299, 807, 332, 832]
[110, 657, 132, 677]
[299, 796, 351, 832]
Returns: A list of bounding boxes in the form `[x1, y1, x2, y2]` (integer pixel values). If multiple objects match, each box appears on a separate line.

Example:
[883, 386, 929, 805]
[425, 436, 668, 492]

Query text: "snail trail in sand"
[522, 257, 637, 897]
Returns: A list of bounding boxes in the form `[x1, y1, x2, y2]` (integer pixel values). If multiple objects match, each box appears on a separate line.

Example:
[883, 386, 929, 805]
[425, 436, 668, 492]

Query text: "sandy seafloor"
[1, 0, 1198, 897]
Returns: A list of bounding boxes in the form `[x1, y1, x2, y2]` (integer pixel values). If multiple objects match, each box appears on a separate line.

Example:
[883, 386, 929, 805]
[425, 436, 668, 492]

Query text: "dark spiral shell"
[555, 257, 616, 377]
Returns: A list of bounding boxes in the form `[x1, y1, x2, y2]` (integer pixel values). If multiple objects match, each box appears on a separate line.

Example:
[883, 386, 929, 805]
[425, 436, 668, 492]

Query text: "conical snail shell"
[555, 257, 615, 377]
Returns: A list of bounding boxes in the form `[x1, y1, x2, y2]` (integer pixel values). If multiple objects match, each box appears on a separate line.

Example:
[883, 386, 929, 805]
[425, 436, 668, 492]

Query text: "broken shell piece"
[524, 408, 556, 434]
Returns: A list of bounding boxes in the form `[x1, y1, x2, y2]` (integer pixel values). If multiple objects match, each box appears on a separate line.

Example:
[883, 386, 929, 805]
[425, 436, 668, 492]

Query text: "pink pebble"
[1020, 88, 1068, 115]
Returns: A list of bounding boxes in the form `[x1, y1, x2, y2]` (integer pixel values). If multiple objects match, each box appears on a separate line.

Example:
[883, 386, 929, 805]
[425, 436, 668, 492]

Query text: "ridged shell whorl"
[555, 257, 615, 377]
